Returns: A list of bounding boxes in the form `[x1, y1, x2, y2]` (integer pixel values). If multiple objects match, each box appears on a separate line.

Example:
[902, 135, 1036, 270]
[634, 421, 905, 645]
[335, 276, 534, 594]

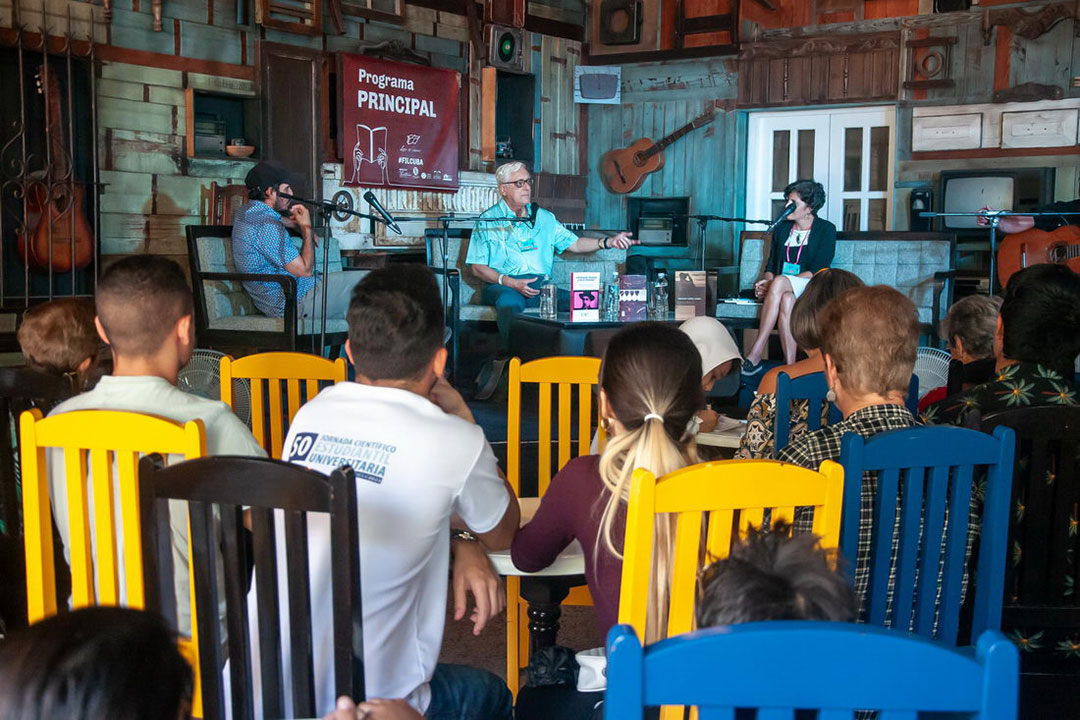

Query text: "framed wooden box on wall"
[256, 0, 322, 35]
[339, 0, 403, 25]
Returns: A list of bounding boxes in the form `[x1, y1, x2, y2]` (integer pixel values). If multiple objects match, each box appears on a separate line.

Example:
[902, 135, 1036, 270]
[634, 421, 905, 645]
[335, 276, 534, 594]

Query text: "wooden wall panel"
[584, 58, 742, 265]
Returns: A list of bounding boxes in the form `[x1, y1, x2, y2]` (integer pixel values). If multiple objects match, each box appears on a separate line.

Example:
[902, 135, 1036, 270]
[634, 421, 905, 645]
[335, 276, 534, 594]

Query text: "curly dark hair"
[784, 179, 826, 214]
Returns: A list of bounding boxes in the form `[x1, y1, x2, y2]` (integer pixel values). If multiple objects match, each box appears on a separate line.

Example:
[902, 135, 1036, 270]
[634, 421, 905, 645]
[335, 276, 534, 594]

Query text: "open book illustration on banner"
[349, 124, 390, 185]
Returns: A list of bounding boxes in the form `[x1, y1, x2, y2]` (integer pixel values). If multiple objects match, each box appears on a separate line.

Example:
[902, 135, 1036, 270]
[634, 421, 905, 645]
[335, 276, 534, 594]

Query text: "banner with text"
[341, 54, 460, 191]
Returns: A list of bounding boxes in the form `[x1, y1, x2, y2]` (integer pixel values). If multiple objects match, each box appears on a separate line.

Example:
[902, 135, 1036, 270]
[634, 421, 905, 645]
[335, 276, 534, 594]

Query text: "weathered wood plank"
[99, 96, 176, 135]
[156, 174, 211, 216]
[100, 61, 184, 88]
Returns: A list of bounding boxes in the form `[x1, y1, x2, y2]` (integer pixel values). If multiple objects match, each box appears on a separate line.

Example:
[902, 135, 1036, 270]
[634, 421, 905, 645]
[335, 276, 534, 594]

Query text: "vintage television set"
[936, 167, 1055, 239]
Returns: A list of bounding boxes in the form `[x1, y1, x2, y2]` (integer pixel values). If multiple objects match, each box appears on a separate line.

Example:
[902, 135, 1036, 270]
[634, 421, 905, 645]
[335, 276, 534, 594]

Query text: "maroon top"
[510, 455, 626, 639]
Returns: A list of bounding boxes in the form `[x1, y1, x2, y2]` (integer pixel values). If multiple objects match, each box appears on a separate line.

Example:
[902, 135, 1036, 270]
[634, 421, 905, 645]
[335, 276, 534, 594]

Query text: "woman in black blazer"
[743, 179, 836, 374]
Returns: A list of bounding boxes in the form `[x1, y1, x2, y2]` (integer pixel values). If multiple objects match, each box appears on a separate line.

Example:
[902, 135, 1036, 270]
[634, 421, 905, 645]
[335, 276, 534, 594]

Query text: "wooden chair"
[619, 459, 844, 639]
[504, 355, 604, 696]
[20, 409, 207, 712]
[619, 459, 844, 720]
[186, 225, 353, 353]
[203, 182, 249, 225]
[977, 406, 1080, 719]
[838, 425, 1014, 646]
[606, 622, 1019, 719]
[139, 455, 364, 720]
[0, 367, 73, 633]
[774, 371, 920, 455]
[220, 352, 347, 459]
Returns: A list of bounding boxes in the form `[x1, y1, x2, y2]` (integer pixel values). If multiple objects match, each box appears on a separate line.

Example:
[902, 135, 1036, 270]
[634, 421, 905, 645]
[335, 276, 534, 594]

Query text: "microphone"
[527, 202, 539, 228]
[766, 202, 796, 233]
[276, 191, 350, 216]
[363, 191, 402, 235]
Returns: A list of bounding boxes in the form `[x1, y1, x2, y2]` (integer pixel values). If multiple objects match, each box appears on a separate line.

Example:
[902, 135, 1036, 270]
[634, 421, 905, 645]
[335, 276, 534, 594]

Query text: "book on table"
[618, 274, 647, 322]
[570, 272, 601, 322]
[675, 270, 707, 320]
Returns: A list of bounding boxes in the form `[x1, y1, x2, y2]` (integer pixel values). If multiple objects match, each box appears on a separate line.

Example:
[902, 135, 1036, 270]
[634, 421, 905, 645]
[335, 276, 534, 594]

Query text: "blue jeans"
[480, 275, 569, 352]
[425, 663, 513, 720]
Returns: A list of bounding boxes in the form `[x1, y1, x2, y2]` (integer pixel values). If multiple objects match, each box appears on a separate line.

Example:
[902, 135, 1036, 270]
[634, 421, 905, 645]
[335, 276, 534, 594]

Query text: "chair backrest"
[774, 372, 920, 455]
[20, 409, 207, 621]
[507, 356, 603, 497]
[207, 182, 249, 225]
[138, 455, 363, 720]
[838, 424, 1015, 645]
[606, 621, 1018, 719]
[773, 371, 841, 455]
[0, 367, 74, 631]
[619, 459, 844, 640]
[978, 406, 1080, 609]
[220, 352, 347, 459]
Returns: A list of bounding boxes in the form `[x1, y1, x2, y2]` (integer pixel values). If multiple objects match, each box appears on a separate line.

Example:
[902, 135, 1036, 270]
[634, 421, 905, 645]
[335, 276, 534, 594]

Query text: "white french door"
[746, 106, 896, 232]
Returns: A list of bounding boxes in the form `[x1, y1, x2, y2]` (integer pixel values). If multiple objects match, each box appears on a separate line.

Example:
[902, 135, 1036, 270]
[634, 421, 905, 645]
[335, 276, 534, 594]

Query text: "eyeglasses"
[501, 178, 534, 188]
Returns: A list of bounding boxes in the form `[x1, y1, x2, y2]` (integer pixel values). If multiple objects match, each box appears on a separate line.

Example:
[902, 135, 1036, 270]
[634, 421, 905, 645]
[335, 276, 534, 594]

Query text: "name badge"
[782, 261, 801, 276]
[518, 236, 537, 252]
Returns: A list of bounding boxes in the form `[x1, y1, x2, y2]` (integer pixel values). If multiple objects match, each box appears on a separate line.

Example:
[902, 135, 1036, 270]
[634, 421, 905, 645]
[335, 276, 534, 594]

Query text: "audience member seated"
[47, 256, 266, 636]
[512, 323, 703, 640]
[0, 606, 194, 720]
[17, 297, 110, 395]
[918, 295, 1001, 413]
[736, 269, 863, 459]
[696, 521, 856, 627]
[923, 264, 1080, 426]
[276, 265, 519, 719]
[678, 316, 741, 434]
[777, 285, 920, 607]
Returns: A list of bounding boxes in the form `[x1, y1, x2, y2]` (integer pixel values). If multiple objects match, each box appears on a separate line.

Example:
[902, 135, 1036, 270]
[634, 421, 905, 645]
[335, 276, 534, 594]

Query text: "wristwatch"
[451, 528, 479, 542]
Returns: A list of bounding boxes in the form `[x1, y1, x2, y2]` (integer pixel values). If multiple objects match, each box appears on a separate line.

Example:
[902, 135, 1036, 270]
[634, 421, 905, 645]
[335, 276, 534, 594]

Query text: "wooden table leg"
[520, 574, 585, 654]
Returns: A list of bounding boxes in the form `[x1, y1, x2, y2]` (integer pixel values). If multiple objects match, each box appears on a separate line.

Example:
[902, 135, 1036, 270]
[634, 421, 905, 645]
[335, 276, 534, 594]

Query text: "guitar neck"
[641, 112, 714, 160]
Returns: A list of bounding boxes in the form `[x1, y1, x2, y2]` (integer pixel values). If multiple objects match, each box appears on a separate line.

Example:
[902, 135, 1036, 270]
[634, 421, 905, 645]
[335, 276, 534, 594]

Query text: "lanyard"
[785, 226, 809, 266]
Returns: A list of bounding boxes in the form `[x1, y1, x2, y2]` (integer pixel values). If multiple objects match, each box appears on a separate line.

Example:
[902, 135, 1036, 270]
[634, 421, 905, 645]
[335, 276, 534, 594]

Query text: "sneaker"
[474, 357, 509, 401]
[741, 359, 764, 376]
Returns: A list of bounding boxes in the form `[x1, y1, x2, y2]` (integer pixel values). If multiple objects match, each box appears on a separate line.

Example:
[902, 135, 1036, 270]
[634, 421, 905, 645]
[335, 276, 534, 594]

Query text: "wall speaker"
[487, 25, 525, 73]
[598, 0, 642, 45]
[909, 188, 933, 232]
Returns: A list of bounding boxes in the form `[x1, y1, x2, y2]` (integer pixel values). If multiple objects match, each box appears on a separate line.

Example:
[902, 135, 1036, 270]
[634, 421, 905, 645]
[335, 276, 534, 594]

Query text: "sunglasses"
[501, 178, 534, 188]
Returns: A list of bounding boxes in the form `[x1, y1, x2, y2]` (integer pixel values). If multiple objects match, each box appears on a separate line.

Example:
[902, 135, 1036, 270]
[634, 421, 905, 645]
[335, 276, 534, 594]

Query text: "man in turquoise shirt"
[467, 162, 636, 352]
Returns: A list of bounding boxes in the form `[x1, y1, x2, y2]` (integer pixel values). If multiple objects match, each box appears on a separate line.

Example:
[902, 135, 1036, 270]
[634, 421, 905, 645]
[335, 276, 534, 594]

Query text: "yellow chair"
[20, 409, 208, 714]
[505, 355, 605, 696]
[618, 458, 844, 720]
[220, 351, 347, 458]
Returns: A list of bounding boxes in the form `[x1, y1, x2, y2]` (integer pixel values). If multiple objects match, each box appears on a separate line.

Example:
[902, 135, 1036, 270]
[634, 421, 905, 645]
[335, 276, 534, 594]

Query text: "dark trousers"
[425, 663, 513, 720]
[480, 275, 569, 352]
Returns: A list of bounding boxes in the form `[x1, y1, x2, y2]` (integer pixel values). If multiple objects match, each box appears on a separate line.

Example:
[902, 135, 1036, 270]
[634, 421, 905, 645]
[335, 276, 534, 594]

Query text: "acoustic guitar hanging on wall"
[598, 108, 715, 194]
[17, 65, 94, 274]
[996, 224, 1080, 289]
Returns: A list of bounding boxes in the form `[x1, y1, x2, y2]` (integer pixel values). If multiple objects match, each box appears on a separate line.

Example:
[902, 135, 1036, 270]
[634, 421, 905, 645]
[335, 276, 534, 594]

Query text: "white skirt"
[783, 274, 810, 298]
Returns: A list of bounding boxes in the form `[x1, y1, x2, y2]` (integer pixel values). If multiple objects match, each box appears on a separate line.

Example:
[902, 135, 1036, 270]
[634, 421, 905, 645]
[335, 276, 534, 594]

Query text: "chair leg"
[506, 576, 520, 699]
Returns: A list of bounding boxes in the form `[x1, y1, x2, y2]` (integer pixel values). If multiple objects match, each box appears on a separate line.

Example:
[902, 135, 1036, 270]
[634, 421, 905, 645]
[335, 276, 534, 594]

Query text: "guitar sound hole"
[1049, 244, 1065, 262]
[633, 152, 647, 167]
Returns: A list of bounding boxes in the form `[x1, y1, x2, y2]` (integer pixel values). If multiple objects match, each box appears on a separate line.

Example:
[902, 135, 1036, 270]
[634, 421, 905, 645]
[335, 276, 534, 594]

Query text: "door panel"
[260, 43, 324, 198]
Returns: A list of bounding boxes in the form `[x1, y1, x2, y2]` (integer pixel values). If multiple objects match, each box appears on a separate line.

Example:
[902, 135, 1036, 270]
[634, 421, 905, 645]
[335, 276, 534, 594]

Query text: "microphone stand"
[918, 210, 1080, 295]
[283, 195, 392, 352]
[686, 214, 774, 271]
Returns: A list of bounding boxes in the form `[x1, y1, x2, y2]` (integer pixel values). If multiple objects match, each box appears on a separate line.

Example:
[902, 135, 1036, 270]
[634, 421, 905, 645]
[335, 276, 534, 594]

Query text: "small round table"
[487, 498, 587, 653]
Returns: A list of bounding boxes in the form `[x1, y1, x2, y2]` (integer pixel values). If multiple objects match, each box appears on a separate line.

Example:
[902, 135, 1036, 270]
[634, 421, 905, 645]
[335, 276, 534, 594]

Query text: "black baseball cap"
[244, 161, 293, 193]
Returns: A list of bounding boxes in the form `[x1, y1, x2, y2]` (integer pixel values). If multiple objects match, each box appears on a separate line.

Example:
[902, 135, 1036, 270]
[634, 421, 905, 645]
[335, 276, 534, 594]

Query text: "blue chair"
[774, 371, 920, 455]
[839, 425, 1015, 645]
[606, 622, 1018, 719]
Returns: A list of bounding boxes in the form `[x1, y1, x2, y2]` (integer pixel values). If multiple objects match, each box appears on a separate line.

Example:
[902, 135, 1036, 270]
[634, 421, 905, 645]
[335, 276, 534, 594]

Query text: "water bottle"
[652, 272, 668, 320]
[604, 273, 620, 321]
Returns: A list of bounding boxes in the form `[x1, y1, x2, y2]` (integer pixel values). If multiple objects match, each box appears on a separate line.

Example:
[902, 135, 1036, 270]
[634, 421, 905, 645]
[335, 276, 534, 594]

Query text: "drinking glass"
[539, 283, 557, 319]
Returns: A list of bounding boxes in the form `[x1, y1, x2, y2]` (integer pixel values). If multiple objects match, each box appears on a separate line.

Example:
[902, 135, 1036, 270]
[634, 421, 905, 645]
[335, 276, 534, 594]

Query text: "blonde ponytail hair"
[595, 323, 703, 643]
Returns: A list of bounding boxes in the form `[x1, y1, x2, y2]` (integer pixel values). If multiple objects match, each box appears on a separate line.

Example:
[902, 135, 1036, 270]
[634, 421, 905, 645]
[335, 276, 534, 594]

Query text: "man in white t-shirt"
[279, 265, 519, 718]
[47, 255, 266, 635]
